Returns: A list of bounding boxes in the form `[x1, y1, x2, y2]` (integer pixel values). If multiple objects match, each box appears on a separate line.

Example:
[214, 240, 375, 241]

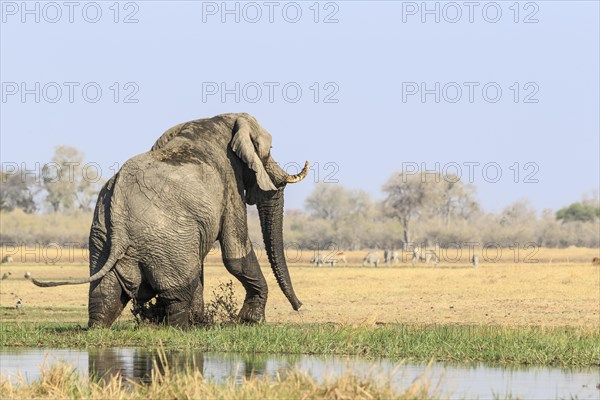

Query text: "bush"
[203, 281, 239, 325]
[131, 297, 166, 326]
[131, 281, 239, 327]
[556, 202, 600, 222]
[0, 209, 91, 246]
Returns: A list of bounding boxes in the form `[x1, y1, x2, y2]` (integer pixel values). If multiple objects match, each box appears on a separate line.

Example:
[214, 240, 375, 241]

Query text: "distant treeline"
[1, 146, 599, 249]
[247, 185, 600, 250]
[1, 187, 598, 250]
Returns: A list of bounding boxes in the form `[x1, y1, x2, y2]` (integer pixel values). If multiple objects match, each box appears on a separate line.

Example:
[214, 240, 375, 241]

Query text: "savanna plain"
[1, 247, 599, 399]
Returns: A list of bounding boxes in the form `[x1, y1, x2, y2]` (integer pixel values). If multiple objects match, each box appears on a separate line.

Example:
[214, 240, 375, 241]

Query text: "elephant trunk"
[257, 188, 302, 311]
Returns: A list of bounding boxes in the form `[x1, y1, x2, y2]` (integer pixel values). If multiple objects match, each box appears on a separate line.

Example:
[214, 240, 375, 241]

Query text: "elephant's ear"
[231, 117, 277, 192]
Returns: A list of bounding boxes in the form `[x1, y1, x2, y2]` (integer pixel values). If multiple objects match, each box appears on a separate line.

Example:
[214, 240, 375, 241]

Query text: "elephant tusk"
[286, 161, 309, 183]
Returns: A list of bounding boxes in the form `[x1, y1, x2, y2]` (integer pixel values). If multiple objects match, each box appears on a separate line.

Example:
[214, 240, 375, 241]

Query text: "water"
[1, 347, 598, 399]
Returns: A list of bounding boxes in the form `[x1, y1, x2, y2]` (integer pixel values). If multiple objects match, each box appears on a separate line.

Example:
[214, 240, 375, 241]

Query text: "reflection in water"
[1, 348, 599, 399]
[88, 349, 294, 384]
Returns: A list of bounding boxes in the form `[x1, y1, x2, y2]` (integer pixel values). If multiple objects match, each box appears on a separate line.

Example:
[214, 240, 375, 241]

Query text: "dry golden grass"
[1, 247, 598, 328]
[0, 360, 435, 400]
[1, 246, 598, 265]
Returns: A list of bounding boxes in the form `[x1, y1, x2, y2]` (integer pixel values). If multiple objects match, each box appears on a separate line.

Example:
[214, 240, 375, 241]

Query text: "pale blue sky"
[1, 1, 599, 212]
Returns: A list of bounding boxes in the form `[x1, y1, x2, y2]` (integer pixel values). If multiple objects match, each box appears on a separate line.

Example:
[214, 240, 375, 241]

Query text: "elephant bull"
[32, 113, 309, 328]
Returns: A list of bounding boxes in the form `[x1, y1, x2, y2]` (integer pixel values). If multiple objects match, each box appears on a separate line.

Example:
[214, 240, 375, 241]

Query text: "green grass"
[2, 320, 598, 367]
[1, 306, 87, 324]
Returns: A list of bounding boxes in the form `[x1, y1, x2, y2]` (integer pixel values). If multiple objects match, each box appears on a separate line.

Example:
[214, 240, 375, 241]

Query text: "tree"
[0, 170, 37, 213]
[556, 202, 600, 223]
[304, 183, 374, 249]
[382, 172, 480, 244]
[337, 188, 375, 248]
[499, 199, 537, 226]
[382, 172, 437, 244]
[490, 199, 539, 246]
[42, 146, 103, 212]
[305, 183, 350, 221]
[436, 175, 480, 224]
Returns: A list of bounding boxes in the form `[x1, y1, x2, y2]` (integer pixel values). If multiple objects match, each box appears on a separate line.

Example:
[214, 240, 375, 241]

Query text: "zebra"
[310, 251, 348, 266]
[363, 251, 380, 267]
[411, 247, 439, 266]
[1, 256, 14, 264]
[384, 249, 400, 265]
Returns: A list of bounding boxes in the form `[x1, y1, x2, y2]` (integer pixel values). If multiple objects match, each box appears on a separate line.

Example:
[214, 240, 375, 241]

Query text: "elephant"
[32, 113, 309, 328]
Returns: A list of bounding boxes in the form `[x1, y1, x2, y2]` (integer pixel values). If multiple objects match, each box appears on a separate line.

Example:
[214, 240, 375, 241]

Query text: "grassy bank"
[2, 322, 598, 367]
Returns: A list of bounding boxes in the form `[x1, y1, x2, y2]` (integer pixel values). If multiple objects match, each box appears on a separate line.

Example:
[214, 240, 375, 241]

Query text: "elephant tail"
[32, 172, 130, 288]
[31, 242, 127, 287]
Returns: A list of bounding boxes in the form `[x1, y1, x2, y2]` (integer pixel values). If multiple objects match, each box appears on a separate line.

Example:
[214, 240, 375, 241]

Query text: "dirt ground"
[1, 251, 598, 328]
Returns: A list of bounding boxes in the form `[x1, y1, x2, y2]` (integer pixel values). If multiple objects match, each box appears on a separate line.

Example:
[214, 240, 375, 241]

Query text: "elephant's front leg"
[221, 239, 268, 323]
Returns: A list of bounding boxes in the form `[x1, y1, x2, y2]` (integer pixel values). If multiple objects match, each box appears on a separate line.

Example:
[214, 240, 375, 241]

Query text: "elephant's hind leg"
[88, 269, 130, 328]
[159, 274, 201, 329]
[189, 276, 204, 325]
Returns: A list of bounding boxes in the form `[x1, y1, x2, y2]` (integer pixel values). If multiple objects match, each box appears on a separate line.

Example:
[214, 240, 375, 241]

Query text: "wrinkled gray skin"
[33, 113, 308, 328]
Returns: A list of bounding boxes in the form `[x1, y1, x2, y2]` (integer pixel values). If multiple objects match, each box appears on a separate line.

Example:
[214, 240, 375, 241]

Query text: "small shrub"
[131, 281, 239, 327]
[202, 280, 239, 325]
[131, 298, 166, 326]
